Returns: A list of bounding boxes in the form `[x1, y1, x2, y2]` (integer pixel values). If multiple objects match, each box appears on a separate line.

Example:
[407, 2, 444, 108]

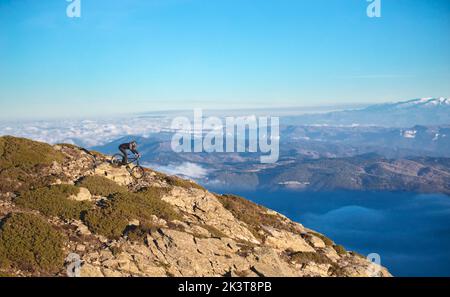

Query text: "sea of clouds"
[0, 115, 175, 147]
[0, 109, 269, 148]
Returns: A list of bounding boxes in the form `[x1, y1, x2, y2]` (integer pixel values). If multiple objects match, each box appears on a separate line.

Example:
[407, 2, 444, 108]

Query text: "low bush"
[125, 222, 159, 243]
[76, 175, 126, 197]
[286, 251, 332, 265]
[217, 194, 293, 240]
[309, 231, 334, 247]
[138, 190, 182, 221]
[333, 244, 347, 256]
[0, 167, 62, 193]
[349, 251, 366, 259]
[83, 208, 129, 239]
[0, 213, 64, 273]
[109, 246, 123, 256]
[15, 184, 92, 220]
[0, 136, 64, 170]
[83, 191, 181, 239]
[165, 175, 204, 190]
[0, 136, 65, 192]
[137, 186, 170, 199]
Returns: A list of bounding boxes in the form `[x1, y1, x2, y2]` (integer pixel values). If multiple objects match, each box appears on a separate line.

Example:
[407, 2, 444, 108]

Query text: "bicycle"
[110, 153, 146, 179]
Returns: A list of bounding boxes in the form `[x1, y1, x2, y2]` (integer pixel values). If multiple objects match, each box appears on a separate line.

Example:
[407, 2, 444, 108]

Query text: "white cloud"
[147, 162, 209, 179]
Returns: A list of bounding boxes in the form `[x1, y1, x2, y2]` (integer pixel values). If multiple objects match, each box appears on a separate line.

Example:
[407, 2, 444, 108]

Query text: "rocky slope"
[0, 136, 390, 277]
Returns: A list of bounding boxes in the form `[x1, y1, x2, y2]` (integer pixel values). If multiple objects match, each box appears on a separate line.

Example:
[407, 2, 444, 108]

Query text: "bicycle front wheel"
[131, 166, 145, 179]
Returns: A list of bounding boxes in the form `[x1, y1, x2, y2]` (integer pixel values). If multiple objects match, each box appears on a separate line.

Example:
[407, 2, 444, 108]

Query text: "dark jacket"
[119, 142, 138, 155]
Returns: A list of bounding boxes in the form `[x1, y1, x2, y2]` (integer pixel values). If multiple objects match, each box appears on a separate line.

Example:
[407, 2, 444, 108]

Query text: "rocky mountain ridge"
[0, 136, 390, 277]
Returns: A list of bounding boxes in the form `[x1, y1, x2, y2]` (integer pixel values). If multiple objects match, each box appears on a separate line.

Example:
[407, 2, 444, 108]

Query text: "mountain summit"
[0, 136, 390, 277]
[367, 97, 450, 110]
[288, 97, 450, 127]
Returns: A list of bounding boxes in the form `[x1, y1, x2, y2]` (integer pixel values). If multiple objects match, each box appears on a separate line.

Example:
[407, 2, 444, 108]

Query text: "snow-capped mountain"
[367, 97, 450, 110]
[287, 97, 450, 127]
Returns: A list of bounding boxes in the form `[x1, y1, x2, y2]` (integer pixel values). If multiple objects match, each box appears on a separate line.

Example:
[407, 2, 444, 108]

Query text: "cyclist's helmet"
[130, 140, 137, 150]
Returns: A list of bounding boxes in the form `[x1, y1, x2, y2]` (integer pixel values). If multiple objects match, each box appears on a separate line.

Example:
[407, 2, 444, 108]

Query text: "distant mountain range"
[279, 124, 450, 158]
[205, 155, 450, 194]
[89, 97, 450, 193]
[92, 124, 450, 194]
[283, 97, 450, 127]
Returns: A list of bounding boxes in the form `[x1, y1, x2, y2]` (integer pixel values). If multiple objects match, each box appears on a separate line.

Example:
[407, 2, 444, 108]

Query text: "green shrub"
[83, 191, 180, 239]
[76, 176, 126, 197]
[56, 143, 78, 149]
[286, 251, 332, 265]
[236, 243, 256, 257]
[309, 231, 334, 246]
[165, 175, 204, 190]
[0, 136, 64, 170]
[15, 184, 92, 220]
[125, 222, 159, 243]
[0, 167, 27, 193]
[217, 194, 292, 240]
[137, 186, 170, 199]
[109, 246, 123, 256]
[328, 263, 347, 276]
[106, 191, 181, 222]
[0, 213, 64, 273]
[0, 136, 65, 192]
[350, 251, 366, 258]
[138, 190, 181, 221]
[0, 137, 4, 157]
[333, 244, 347, 256]
[83, 208, 129, 239]
[0, 166, 62, 193]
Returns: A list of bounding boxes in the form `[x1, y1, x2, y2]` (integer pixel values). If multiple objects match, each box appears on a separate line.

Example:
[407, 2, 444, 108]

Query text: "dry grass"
[76, 175, 126, 197]
[308, 231, 334, 246]
[217, 194, 295, 240]
[83, 191, 181, 239]
[333, 244, 347, 256]
[285, 250, 332, 265]
[165, 175, 205, 190]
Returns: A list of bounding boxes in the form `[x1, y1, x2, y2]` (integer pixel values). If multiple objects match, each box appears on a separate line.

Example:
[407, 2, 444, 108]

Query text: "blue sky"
[0, 0, 449, 119]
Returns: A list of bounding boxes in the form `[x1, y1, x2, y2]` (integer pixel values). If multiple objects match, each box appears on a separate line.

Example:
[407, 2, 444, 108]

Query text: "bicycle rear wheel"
[111, 154, 123, 167]
[131, 166, 145, 179]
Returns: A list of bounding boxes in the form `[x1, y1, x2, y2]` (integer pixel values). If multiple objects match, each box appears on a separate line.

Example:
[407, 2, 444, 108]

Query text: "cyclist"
[118, 141, 140, 165]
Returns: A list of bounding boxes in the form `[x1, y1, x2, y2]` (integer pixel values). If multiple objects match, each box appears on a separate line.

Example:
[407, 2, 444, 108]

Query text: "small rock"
[264, 228, 315, 253]
[308, 235, 326, 249]
[76, 244, 86, 252]
[128, 219, 140, 226]
[69, 187, 92, 201]
[72, 220, 92, 236]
